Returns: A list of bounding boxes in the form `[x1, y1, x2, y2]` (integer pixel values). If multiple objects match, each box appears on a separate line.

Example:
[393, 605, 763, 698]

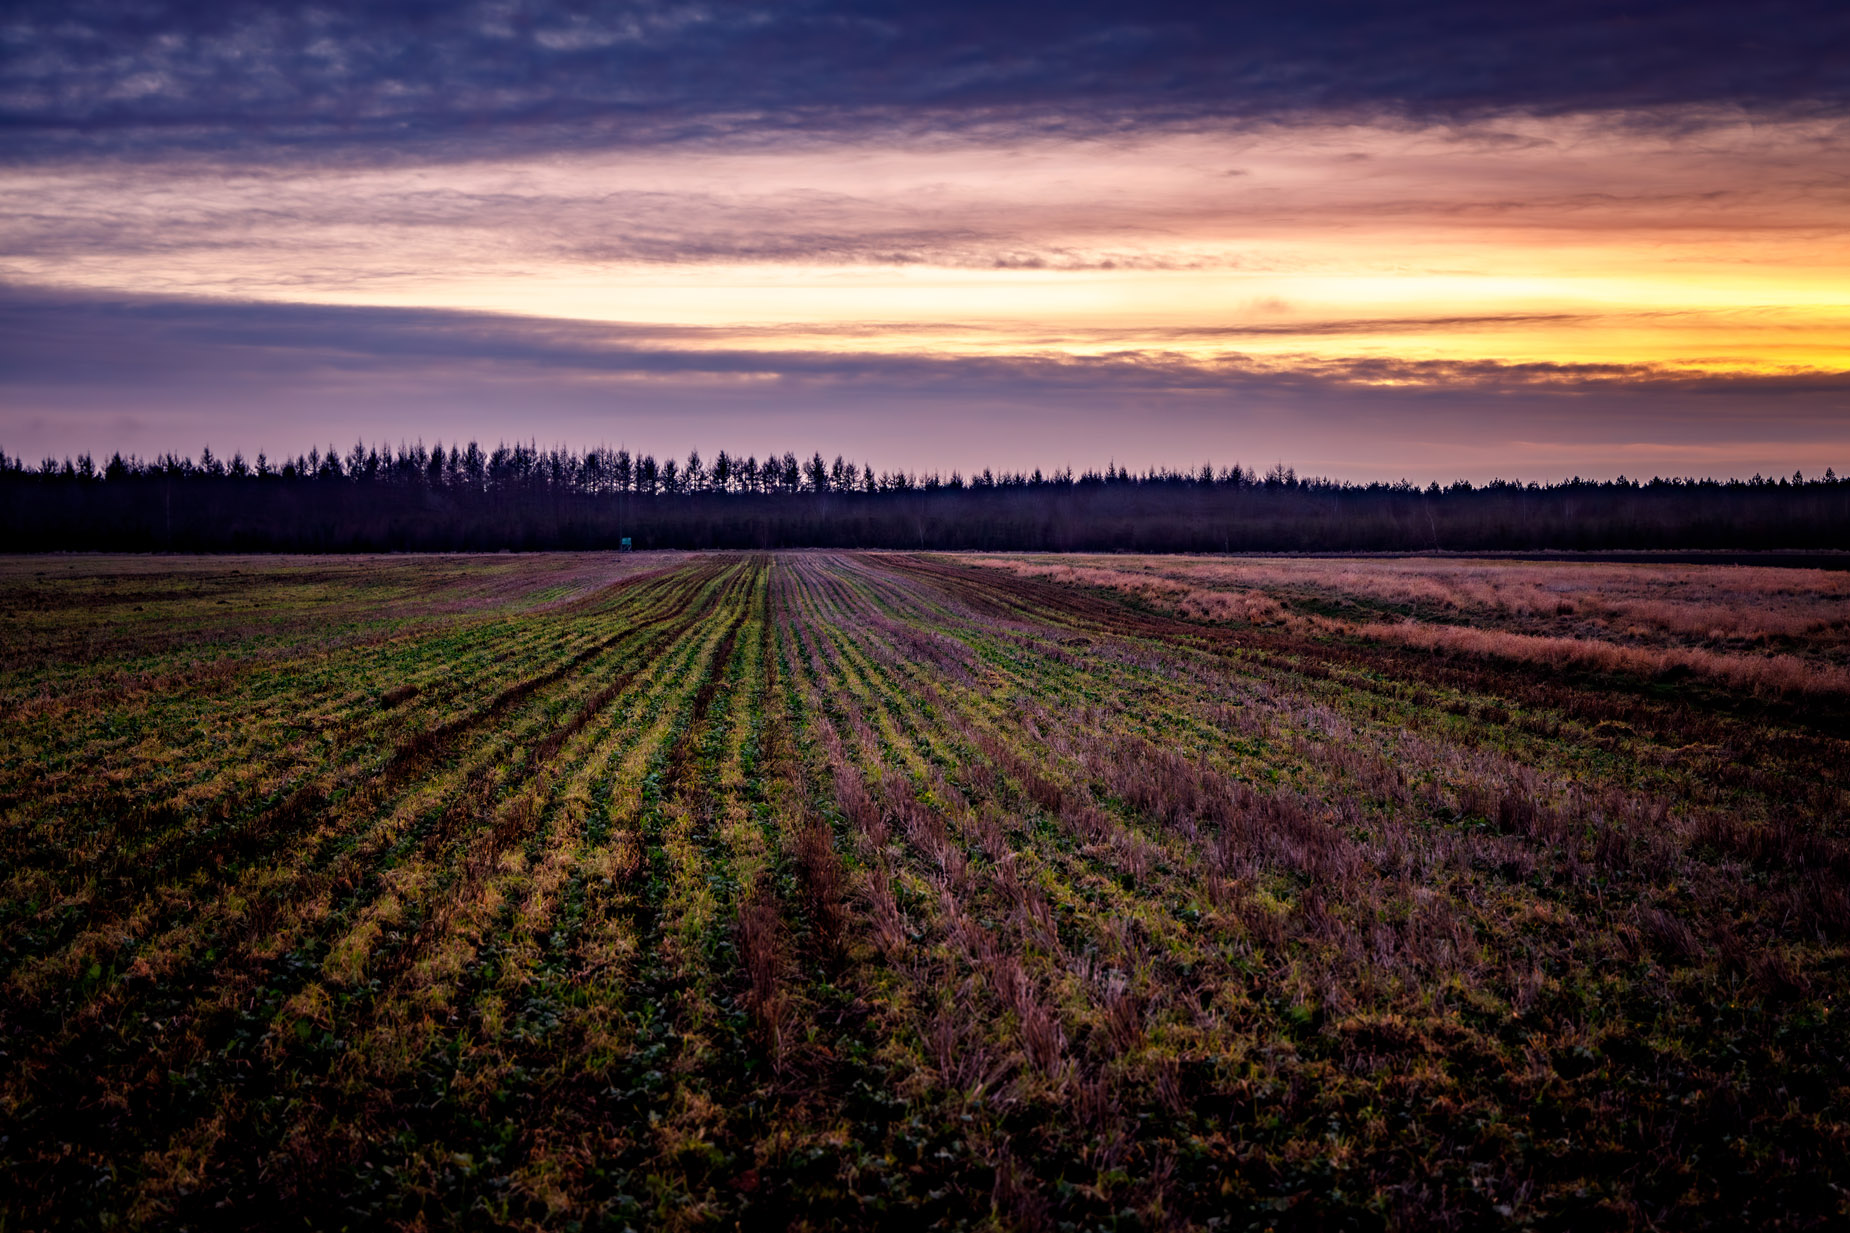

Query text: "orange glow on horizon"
[3, 114, 1846, 380]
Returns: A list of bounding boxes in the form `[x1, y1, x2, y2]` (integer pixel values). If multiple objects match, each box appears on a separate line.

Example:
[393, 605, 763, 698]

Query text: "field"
[2, 551, 1847, 1230]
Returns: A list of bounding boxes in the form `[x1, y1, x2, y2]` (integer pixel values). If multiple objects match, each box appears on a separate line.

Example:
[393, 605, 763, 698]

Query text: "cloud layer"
[4, 2, 1849, 163]
[5, 285, 1845, 481]
[6, 119, 1846, 372]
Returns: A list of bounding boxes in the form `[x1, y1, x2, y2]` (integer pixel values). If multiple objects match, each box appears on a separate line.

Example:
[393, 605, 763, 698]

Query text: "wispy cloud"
[4, 119, 1846, 379]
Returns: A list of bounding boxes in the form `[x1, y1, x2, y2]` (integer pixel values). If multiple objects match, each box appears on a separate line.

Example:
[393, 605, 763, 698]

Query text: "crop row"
[2, 551, 1846, 1230]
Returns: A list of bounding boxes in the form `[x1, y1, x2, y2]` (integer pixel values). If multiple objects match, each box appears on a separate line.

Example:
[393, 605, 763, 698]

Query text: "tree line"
[3, 440, 1846, 552]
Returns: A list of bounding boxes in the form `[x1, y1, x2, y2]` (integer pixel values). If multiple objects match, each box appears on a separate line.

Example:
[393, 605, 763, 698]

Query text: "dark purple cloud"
[3, 2, 1847, 163]
[4, 286, 1845, 482]
[4, 285, 1844, 394]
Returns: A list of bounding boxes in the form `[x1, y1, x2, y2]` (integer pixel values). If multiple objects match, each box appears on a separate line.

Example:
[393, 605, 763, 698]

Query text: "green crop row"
[1, 551, 1845, 1231]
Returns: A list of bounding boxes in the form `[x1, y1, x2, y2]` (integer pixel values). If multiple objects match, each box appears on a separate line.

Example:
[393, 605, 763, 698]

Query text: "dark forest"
[3, 441, 1846, 553]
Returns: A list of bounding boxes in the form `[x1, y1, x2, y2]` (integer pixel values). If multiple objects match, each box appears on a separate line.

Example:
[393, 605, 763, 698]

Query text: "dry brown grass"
[962, 552, 1850, 696]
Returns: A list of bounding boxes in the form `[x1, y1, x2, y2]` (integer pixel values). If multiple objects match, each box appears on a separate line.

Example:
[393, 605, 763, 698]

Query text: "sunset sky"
[3, 2, 1847, 480]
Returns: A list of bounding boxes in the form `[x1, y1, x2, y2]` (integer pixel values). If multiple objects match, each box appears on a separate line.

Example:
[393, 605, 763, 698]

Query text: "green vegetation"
[2, 552, 1846, 1229]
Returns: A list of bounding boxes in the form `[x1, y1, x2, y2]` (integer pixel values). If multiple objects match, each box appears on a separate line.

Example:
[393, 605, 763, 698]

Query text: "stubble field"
[2, 551, 1847, 1230]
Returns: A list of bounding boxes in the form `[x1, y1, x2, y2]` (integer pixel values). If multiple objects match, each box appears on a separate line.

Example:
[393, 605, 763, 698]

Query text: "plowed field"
[3, 552, 1846, 1230]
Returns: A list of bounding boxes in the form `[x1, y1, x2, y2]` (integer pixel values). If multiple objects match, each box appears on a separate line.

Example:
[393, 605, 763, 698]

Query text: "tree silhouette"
[2, 440, 1845, 553]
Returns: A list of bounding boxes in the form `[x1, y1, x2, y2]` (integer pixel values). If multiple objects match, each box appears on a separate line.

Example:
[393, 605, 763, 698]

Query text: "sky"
[2, 1, 1848, 481]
